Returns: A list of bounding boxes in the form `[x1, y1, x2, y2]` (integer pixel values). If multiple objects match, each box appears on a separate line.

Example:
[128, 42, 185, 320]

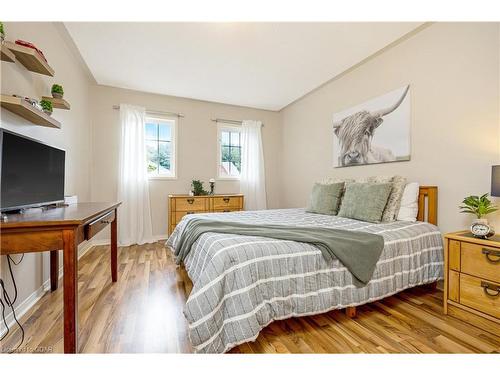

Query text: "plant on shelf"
[51, 84, 64, 99]
[0, 22, 5, 43]
[191, 180, 209, 196]
[460, 193, 498, 219]
[39, 99, 53, 115]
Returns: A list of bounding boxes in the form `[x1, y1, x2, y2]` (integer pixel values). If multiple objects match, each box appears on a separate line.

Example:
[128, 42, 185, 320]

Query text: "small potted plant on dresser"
[51, 84, 64, 99]
[0, 22, 5, 43]
[39, 99, 53, 116]
[459, 193, 498, 238]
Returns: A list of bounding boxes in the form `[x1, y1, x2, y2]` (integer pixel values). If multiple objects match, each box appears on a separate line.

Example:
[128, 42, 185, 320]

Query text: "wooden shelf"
[0, 95, 61, 128]
[1, 44, 15, 62]
[42, 96, 71, 110]
[4, 41, 54, 76]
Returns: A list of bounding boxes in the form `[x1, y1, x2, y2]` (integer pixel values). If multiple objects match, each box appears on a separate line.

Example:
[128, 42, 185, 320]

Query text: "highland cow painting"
[333, 85, 411, 167]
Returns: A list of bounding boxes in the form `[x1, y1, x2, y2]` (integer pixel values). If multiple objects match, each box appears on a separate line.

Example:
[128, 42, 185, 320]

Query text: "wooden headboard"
[417, 186, 438, 225]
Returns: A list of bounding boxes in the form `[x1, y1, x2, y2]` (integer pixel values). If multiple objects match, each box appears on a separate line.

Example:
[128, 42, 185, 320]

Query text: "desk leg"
[50, 250, 59, 291]
[63, 229, 78, 354]
[111, 209, 118, 282]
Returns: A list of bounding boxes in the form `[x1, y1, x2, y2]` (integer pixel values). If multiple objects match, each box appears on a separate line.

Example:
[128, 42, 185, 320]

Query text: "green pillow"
[338, 182, 393, 223]
[306, 182, 344, 215]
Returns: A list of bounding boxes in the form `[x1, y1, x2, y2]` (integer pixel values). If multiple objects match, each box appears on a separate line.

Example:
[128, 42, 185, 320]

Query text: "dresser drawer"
[461, 242, 500, 283]
[174, 211, 200, 224]
[85, 210, 115, 240]
[173, 197, 208, 211]
[214, 208, 241, 213]
[212, 196, 242, 210]
[459, 273, 500, 319]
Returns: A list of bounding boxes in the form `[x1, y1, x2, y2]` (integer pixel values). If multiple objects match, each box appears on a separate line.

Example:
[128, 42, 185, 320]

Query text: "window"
[217, 125, 241, 179]
[145, 116, 176, 178]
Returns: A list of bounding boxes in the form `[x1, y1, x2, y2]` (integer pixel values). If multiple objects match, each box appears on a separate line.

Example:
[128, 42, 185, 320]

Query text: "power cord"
[0, 254, 25, 353]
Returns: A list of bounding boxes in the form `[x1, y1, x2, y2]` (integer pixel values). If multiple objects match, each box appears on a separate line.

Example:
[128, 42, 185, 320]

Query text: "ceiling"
[65, 22, 422, 111]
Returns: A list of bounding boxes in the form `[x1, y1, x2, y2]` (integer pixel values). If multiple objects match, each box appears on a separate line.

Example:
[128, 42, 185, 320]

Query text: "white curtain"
[240, 120, 267, 210]
[117, 104, 154, 246]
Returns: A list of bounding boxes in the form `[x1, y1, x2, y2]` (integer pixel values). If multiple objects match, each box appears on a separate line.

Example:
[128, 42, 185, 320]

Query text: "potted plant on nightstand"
[39, 99, 53, 116]
[459, 193, 498, 238]
[51, 84, 64, 99]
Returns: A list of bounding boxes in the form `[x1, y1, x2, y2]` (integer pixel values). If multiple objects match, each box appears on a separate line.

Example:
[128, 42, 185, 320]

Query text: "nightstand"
[443, 231, 500, 333]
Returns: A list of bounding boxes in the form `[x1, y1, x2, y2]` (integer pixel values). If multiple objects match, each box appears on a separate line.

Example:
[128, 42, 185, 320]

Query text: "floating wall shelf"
[4, 41, 55, 76]
[1, 45, 15, 62]
[41, 96, 71, 110]
[0, 95, 61, 129]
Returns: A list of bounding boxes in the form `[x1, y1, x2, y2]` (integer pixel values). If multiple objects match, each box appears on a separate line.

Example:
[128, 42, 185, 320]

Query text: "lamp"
[492, 166, 500, 197]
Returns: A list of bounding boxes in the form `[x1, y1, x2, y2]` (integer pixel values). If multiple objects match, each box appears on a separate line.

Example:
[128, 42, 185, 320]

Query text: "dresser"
[444, 231, 500, 332]
[168, 194, 244, 235]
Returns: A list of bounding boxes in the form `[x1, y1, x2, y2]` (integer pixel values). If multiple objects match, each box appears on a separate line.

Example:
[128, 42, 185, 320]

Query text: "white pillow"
[397, 182, 420, 222]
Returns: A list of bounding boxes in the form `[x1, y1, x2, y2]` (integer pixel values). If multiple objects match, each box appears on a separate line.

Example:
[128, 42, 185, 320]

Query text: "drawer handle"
[187, 198, 195, 204]
[481, 281, 500, 297]
[186, 211, 194, 215]
[223, 197, 230, 203]
[482, 248, 500, 263]
[100, 220, 111, 225]
[223, 209, 230, 212]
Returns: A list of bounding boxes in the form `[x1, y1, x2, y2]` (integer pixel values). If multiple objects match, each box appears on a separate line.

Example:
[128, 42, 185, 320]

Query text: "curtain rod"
[211, 118, 264, 127]
[112, 105, 185, 118]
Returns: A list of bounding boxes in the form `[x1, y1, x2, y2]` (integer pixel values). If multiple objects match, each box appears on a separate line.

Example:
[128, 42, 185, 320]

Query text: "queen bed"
[166, 186, 443, 353]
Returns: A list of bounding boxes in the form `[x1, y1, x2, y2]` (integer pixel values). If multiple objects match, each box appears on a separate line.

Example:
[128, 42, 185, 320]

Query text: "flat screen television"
[0, 129, 65, 212]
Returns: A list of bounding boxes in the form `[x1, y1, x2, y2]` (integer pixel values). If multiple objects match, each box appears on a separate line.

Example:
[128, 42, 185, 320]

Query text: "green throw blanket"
[173, 218, 385, 284]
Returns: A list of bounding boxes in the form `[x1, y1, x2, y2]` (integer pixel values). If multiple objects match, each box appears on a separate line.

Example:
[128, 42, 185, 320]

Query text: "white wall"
[89, 85, 282, 239]
[1, 23, 92, 309]
[280, 23, 500, 234]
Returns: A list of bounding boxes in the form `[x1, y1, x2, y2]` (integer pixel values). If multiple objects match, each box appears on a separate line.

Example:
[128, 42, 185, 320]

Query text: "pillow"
[306, 182, 345, 215]
[338, 182, 393, 223]
[397, 182, 420, 222]
[358, 175, 407, 222]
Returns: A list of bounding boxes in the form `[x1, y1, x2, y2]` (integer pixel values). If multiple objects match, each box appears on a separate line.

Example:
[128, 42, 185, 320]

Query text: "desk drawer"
[460, 273, 500, 319]
[213, 196, 242, 210]
[461, 242, 500, 283]
[174, 197, 208, 211]
[85, 210, 115, 240]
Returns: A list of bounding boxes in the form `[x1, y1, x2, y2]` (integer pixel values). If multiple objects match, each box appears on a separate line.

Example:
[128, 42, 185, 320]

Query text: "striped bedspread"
[166, 208, 444, 353]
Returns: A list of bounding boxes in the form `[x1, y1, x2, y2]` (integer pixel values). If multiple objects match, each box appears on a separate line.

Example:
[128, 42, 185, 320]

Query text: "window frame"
[217, 123, 242, 180]
[145, 114, 178, 180]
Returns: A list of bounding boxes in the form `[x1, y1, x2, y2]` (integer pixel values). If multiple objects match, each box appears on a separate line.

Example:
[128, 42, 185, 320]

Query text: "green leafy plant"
[39, 99, 53, 114]
[51, 84, 64, 96]
[191, 180, 208, 196]
[0, 22, 5, 36]
[459, 193, 498, 219]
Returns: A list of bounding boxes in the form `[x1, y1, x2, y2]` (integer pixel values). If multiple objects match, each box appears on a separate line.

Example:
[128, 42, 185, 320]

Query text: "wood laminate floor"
[2, 242, 499, 353]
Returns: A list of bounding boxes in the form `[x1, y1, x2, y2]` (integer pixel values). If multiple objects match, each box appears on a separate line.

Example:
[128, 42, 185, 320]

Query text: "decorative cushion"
[357, 175, 407, 222]
[306, 182, 345, 215]
[397, 182, 420, 222]
[338, 182, 393, 223]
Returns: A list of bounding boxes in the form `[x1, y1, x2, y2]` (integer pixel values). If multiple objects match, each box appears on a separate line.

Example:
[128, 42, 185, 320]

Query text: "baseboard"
[0, 235, 169, 337]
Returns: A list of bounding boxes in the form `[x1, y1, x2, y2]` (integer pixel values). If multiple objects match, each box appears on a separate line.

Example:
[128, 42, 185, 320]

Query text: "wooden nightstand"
[444, 231, 500, 333]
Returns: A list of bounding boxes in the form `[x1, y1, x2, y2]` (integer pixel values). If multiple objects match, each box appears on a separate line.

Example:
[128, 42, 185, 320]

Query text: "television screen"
[1, 129, 65, 211]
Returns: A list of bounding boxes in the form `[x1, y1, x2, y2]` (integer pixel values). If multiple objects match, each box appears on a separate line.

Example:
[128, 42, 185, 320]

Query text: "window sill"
[148, 175, 178, 180]
[216, 176, 241, 181]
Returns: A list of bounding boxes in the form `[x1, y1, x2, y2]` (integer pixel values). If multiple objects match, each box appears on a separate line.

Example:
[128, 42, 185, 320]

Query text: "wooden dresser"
[444, 231, 500, 332]
[168, 194, 244, 235]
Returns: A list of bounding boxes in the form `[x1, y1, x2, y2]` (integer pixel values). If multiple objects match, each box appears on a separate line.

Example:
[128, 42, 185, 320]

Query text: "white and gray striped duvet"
[166, 208, 444, 353]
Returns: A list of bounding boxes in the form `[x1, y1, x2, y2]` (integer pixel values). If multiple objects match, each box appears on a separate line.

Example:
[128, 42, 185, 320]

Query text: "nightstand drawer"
[174, 197, 208, 211]
[460, 273, 500, 319]
[212, 196, 242, 210]
[461, 242, 500, 283]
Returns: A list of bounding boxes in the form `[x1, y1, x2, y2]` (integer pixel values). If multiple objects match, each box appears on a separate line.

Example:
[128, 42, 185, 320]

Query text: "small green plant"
[51, 84, 64, 96]
[191, 180, 209, 196]
[0, 22, 5, 36]
[39, 99, 53, 114]
[459, 193, 498, 219]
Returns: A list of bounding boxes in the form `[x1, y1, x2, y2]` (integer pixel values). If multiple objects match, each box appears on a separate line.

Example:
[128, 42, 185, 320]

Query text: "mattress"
[166, 208, 444, 353]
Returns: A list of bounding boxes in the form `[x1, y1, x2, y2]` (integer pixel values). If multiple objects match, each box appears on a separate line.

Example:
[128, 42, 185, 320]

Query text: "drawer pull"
[481, 281, 500, 297]
[482, 248, 500, 263]
[186, 211, 194, 215]
[223, 197, 230, 203]
[223, 209, 230, 212]
[187, 198, 195, 204]
[100, 220, 112, 225]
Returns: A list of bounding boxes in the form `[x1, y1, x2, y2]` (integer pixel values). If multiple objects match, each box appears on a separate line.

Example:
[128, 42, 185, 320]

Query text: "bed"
[166, 186, 443, 353]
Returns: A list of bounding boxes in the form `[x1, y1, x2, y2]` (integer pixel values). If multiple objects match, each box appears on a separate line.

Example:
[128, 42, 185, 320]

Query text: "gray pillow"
[338, 182, 393, 223]
[306, 182, 344, 215]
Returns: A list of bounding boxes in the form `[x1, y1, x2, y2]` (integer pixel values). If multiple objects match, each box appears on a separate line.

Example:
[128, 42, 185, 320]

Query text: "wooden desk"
[0, 202, 121, 353]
